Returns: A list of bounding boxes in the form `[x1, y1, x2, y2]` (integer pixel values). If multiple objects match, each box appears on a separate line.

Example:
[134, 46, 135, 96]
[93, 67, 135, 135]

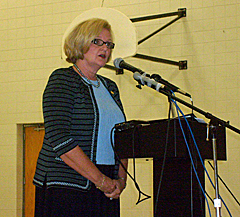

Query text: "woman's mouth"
[99, 54, 106, 59]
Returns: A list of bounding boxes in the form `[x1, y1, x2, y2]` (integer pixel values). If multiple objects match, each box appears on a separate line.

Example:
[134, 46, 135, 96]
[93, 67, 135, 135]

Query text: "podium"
[114, 117, 226, 216]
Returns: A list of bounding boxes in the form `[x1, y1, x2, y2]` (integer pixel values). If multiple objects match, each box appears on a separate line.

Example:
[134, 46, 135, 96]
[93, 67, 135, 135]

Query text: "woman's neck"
[74, 61, 99, 81]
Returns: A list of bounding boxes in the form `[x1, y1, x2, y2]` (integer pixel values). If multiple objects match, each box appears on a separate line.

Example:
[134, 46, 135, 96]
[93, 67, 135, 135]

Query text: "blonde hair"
[64, 18, 113, 63]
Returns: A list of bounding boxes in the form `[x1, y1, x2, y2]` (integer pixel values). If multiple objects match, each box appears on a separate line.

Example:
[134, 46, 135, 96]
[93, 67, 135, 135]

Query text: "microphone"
[150, 74, 191, 98]
[133, 72, 165, 91]
[113, 58, 191, 97]
[113, 58, 144, 74]
[114, 58, 165, 91]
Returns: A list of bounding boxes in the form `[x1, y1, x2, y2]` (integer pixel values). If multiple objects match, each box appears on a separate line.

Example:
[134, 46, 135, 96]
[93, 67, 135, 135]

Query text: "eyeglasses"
[91, 38, 115, 49]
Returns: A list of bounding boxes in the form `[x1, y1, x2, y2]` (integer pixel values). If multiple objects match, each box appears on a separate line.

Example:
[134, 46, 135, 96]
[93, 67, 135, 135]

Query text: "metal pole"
[211, 125, 222, 217]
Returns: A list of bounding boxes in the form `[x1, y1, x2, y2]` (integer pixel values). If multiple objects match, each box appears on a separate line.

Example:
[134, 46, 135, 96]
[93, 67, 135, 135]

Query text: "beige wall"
[0, 0, 240, 216]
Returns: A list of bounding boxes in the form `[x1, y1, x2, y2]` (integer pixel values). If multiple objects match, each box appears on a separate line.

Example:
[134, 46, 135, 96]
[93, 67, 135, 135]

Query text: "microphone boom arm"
[133, 72, 240, 134]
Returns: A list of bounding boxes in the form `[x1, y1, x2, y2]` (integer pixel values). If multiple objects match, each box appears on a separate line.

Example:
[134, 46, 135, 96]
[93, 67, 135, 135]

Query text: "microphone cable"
[171, 98, 212, 217]
[171, 96, 233, 217]
[154, 96, 173, 216]
[207, 160, 240, 207]
[110, 125, 151, 205]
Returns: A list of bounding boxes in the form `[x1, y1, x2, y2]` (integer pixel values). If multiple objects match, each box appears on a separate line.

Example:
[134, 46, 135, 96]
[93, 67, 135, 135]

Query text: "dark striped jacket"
[33, 66, 125, 191]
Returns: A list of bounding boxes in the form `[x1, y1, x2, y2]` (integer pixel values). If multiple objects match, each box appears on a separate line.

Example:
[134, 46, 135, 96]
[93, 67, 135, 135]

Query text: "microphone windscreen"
[113, 58, 123, 69]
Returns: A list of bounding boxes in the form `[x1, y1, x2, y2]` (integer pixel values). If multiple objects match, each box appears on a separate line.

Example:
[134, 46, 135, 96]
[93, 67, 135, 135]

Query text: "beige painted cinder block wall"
[0, 0, 240, 216]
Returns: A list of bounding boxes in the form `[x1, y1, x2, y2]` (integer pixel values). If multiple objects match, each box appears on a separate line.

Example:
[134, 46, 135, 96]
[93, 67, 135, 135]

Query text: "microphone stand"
[210, 124, 222, 217]
[133, 71, 240, 217]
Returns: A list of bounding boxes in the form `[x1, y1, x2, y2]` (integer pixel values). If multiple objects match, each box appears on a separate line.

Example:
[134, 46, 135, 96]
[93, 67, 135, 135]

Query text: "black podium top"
[114, 117, 226, 160]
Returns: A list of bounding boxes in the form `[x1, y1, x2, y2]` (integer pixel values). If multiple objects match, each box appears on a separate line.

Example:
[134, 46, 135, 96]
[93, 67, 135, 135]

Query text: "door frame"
[17, 123, 44, 217]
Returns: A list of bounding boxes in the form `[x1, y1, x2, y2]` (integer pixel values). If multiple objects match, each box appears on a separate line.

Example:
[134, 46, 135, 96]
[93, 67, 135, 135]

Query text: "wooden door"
[24, 125, 44, 217]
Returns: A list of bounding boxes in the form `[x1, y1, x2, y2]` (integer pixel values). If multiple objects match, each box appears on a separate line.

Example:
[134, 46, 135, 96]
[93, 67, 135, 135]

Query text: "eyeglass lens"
[92, 39, 115, 49]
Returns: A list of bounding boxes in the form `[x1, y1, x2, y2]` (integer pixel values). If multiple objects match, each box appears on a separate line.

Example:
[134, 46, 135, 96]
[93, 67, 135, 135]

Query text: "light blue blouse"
[91, 79, 125, 165]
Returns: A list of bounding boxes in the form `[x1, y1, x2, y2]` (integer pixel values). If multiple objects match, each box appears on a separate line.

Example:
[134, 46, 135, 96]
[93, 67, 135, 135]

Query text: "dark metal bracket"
[132, 8, 186, 46]
[104, 8, 187, 73]
[133, 53, 187, 70]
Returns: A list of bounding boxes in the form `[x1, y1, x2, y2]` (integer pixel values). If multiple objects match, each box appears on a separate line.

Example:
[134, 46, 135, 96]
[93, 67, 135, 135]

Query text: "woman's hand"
[104, 178, 126, 199]
[95, 175, 116, 194]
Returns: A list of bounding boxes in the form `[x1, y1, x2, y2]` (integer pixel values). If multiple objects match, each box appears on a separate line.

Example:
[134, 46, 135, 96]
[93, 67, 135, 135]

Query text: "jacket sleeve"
[43, 69, 78, 157]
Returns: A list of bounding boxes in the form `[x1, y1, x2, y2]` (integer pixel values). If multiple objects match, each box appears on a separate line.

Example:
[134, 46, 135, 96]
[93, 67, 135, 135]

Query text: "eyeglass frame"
[91, 38, 115, 49]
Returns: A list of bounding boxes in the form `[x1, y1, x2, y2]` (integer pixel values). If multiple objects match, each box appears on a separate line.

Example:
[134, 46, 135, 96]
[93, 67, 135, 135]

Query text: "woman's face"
[83, 28, 113, 71]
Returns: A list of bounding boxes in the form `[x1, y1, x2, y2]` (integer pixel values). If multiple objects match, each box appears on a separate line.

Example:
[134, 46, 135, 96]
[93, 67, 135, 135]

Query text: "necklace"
[74, 64, 100, 88]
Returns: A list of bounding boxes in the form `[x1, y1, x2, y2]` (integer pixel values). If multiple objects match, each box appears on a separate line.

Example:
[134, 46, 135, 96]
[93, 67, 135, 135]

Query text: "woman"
[33, 18, 128, 217]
